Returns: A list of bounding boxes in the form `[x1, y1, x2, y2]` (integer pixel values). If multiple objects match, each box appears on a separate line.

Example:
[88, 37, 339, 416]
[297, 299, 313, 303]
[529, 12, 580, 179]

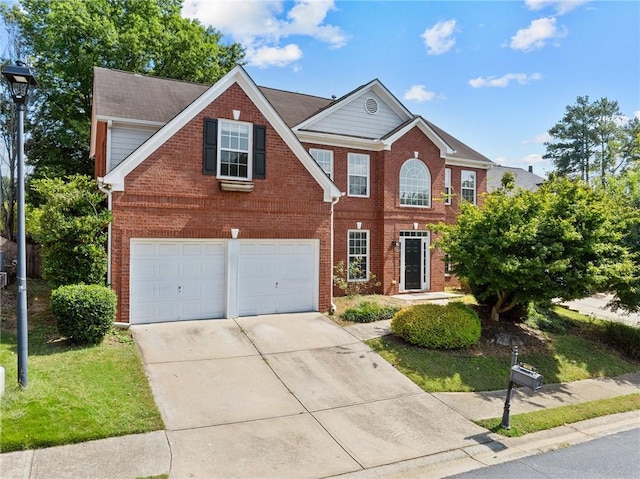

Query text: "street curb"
[326, 410, 640, 478]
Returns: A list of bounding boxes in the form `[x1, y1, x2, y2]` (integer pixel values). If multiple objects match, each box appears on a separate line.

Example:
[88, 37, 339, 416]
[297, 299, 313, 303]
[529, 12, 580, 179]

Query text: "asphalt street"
[448, 427, 640, 479]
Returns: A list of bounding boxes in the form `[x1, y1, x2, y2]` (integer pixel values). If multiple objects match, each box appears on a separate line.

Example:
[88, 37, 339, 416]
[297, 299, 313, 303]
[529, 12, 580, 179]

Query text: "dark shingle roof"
[258, 86, 333, 127]
[93, 67, 208, 123]
[487, 165, 545, 192]
[93, 68, 492, 166]
[425, 120, 493, 164]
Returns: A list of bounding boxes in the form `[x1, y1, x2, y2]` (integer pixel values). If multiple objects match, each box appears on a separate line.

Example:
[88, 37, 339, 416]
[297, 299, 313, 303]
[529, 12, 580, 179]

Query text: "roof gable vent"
[364, 97, 379, 115]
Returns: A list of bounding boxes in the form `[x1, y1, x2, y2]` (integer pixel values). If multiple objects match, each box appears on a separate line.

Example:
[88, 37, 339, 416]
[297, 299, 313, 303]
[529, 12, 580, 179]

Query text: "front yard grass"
[475, 393, 640, 437]
[0, 280, 164, 452]
[363, 301, 639, 393]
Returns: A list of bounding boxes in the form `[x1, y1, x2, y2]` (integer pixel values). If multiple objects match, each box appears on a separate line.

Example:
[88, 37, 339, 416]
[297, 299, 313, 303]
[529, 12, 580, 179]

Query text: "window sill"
[219, 180, 254, 192]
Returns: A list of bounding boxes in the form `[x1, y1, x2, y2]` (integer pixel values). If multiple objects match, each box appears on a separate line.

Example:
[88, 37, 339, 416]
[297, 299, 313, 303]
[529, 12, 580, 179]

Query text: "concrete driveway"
[131, 313, 489, 479]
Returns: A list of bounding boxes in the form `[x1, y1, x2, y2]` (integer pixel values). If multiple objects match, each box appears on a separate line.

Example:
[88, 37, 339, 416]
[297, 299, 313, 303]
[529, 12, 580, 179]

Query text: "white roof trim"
[383, 118, 455, 158]
[101, 66, 340, 201]
[296, 130, 388, 151]
[294, 79, 413, 132]
[445, 157, 494, 169]
[95, 116, 165, 128]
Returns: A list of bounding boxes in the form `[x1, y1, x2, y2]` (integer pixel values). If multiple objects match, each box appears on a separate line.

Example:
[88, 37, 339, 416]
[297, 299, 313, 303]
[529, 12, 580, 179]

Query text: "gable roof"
[98, 66, 340, 201]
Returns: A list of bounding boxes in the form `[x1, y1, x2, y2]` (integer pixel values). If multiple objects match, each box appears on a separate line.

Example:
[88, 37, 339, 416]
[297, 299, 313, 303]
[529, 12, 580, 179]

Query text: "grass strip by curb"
[474, 393, 640, 437]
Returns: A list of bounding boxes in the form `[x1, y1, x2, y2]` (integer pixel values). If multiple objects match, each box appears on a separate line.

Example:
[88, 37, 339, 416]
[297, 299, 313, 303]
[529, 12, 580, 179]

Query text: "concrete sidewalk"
[2, 314, 639, 479]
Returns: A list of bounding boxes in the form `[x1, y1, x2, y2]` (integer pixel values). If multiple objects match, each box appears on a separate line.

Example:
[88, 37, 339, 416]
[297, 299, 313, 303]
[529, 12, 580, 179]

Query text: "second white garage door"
[238, 240, 319, 316]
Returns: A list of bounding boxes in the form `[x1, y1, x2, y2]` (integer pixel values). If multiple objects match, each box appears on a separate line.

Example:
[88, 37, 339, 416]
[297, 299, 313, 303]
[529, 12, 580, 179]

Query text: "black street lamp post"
[2, 62, 38, 388]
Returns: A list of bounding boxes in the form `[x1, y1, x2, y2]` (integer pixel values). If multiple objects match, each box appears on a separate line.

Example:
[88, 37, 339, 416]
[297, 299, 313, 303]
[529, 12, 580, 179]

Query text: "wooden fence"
[0, 237, 42, 279]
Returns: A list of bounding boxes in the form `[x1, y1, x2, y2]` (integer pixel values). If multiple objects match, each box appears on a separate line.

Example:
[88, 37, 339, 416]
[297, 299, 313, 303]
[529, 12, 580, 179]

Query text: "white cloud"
[522, 132, 552, 145]
[510, 17, 567, 51]
[469, 72, 542, 88]
[525, 0, 588, 15]
[182, 0, 348, 68]
[248, 44, 303, 69]
[635, 110, 640, 120]
[403, 85, 440, 102]
[421, 19, 457, 55]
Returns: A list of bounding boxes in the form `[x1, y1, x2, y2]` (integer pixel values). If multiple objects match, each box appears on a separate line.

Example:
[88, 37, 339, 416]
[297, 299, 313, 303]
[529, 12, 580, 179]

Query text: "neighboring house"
[487, 165, 545, 192]
[91, 66, 493, 324]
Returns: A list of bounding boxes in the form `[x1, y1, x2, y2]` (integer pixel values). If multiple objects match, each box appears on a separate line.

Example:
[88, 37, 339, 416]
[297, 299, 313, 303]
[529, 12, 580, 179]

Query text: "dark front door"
[404, 238, 421, 290]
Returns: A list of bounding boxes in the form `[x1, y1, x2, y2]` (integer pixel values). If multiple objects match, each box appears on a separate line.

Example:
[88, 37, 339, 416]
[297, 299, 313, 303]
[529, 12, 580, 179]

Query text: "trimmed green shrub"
[603, 321, 640, 360]
[341, 301, 401, 323]
[391, 302, 481, 349]
[51, 284, 117, 345]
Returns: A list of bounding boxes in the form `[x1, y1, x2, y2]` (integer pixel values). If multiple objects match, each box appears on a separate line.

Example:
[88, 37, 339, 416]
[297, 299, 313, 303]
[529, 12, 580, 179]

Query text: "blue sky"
[183, 0, 640, 176]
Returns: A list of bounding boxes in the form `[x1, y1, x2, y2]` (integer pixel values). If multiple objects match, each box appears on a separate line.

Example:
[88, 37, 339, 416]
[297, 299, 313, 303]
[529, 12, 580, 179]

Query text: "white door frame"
[399, 231, 430, 292]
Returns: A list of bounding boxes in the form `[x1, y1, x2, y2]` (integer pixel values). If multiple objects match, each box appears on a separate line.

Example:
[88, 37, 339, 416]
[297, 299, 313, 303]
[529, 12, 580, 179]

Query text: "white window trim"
[399, 158, 431, 208]
[347, 152, 370, 198]
[309, 148, 334, 180]
[347, 229, 370, 282]
[444, 168, 452, 205]
[461, 170, 476, 205]
[217, 119, 253, 181]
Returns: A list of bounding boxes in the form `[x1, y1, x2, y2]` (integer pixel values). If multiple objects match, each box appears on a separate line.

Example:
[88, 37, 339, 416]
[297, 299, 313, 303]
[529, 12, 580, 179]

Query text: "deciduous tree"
[433, 177, 635, 322]
[1, 0, 244, 182]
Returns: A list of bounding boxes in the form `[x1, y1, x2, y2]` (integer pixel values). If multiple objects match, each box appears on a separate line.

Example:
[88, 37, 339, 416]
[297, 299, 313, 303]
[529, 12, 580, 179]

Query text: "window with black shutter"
[202, 118, 266, 182]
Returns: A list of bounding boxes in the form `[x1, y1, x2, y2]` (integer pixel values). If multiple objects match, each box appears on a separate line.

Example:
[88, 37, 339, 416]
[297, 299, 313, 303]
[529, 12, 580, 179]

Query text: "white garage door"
[238, 240, 318, 316]
[130, 240, 225, 324]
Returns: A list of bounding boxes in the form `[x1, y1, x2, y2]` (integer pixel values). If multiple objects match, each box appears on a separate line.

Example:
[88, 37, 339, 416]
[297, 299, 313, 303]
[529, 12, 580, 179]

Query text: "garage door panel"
[130, 240, 225, 324]
[238, 240, 318, 317]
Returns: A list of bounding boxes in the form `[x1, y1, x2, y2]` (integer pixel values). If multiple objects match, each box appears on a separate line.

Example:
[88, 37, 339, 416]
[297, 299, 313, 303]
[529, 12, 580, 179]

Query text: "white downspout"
[97, 178, 112, 285]
[330, 193, 343, 314]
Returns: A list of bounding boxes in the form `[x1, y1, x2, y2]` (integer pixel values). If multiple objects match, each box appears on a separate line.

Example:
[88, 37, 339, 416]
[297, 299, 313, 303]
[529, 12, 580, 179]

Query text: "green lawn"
[367, 305, 639, 393]
[0, 280, 164, 452]
[475, 393, 640, 437]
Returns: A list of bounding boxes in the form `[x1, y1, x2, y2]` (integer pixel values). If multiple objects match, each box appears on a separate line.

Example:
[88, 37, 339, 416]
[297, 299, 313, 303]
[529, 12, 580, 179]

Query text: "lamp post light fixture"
[2, 61, 38, 388]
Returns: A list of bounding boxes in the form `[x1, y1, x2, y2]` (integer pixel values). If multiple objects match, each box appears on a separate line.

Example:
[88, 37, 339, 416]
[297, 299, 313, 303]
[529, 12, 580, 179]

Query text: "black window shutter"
[253, 125, 266, 179]
[203, 119, 217, 175]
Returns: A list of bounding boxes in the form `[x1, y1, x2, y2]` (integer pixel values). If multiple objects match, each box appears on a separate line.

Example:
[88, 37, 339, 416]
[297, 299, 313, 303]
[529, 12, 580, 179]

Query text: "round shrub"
[391, 302, 481, 349]
[51, 284, 117, 345]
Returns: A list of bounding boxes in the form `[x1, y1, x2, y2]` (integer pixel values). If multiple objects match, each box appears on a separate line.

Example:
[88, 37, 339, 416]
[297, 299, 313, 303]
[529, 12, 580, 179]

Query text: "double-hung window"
[347, 230, 369, 281]
[310, 148, 333, 179]
[461, 170, 476, 204]
[348, 153, 370, 197]
[219, 120, 251, 180]
[444, 168, 452, 205]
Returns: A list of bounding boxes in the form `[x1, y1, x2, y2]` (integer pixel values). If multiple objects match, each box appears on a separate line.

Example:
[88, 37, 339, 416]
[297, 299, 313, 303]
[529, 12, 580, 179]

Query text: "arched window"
[399, 159, 431, 207]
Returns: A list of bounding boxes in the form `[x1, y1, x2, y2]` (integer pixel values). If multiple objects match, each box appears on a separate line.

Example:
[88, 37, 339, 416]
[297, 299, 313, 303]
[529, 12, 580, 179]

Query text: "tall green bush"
[30, 175, 112, 287]
[51, 284, 117, 345]
[391, 302, 481, 349]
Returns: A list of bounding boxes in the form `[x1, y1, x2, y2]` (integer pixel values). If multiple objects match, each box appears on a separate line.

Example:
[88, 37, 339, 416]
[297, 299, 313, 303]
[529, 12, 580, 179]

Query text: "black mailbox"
[510, 363, 543, 390]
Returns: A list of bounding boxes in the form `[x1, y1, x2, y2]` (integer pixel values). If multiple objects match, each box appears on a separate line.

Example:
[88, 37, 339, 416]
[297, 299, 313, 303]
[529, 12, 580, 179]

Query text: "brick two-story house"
[91, 66, 493, 324]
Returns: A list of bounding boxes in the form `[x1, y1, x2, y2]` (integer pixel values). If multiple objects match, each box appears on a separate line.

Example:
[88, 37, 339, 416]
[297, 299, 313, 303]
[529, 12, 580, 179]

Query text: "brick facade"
[108, 84, 332, 323]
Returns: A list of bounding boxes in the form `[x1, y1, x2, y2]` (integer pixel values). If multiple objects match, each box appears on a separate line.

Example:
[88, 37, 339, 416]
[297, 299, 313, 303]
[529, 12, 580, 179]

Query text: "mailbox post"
[501, 346, 543, 429]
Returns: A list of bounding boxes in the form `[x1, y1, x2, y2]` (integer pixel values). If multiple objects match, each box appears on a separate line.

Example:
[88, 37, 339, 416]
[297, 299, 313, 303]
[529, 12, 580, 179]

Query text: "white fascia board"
[95, 115, 166, 128]
[296, 130, 387, 151]
[102, 66, 340, 201]
[383, 119, 455, 158]
[445, 157, 494, 169]
[236, 71, 341, 202]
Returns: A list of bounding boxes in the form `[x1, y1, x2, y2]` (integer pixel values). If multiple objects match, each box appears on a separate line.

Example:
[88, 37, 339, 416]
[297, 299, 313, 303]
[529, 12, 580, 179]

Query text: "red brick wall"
[304, 127, 489, 298]
[109, 83, 332, 322]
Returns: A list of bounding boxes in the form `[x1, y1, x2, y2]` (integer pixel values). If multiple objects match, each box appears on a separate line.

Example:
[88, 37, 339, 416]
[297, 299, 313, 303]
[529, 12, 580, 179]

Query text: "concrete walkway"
[2, 313, 639, 479]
